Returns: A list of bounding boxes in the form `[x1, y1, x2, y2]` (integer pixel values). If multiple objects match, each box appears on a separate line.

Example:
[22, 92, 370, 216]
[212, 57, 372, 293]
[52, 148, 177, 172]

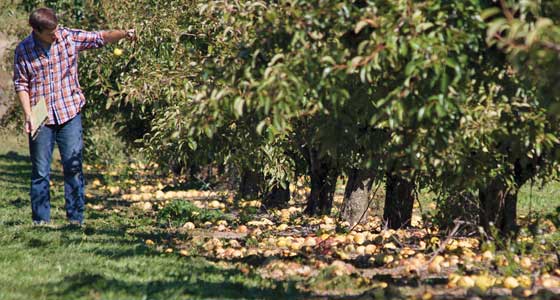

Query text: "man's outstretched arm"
[71, 28, 135, 51]
[102, 29, 136, 44]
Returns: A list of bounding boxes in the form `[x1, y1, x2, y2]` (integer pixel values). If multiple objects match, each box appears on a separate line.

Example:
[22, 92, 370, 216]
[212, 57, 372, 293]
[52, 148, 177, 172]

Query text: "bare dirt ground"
[0, 31, 16, 121]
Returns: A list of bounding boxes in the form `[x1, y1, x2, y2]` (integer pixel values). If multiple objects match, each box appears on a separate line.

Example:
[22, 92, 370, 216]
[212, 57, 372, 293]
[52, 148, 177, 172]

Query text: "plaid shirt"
[13, 27, 106, 125]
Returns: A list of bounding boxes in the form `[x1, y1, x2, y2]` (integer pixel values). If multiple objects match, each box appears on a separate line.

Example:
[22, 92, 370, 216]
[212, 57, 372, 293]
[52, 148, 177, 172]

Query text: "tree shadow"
[9, 197, 27, 208]
[45, 261, 310, 300]
[8, 209, 409, 300]
[2, 150, 28, 162]
[0, 151, 66, 193]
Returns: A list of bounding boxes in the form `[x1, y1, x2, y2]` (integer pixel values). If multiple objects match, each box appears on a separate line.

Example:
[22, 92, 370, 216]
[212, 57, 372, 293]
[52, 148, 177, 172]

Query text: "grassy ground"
[1, 131, 559, 300]
[0, 132, 303, 300]
[519, 181, 560, 216]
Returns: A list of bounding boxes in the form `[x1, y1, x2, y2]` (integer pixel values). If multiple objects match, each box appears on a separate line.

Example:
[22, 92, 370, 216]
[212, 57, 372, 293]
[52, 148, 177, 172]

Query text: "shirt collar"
[31, 28, 61, 49]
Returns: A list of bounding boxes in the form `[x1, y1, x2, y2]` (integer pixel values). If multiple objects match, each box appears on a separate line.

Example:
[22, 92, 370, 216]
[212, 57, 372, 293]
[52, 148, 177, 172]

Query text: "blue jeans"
[29, 114, 85, 224]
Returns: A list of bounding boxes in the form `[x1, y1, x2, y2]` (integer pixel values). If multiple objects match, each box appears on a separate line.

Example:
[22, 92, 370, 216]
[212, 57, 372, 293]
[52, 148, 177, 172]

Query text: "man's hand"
[125, 29, 136, 41]
[17, 91, 32, 135]
[24, 115, 33, 134]
[102, 29, 137, 44]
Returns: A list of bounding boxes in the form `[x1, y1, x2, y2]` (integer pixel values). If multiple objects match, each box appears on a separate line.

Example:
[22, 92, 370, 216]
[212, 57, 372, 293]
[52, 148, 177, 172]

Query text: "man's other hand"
[24, 116, 33, 134]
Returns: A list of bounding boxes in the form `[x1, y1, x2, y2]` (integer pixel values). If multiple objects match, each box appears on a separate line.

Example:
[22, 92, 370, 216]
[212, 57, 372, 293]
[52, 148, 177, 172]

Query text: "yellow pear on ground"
[421, 292, 433, 300]
[457, 276, 475, 288]
[276, 238, 288, 248]
[447, 273, 461, 288]
[290, 242, 302, 251]
[365, 244, 377, 255]
[236, 225, 248, 233]
[277, 223, 289, 231]
[503, 276, 519, 289]
[474, 274, 496, 292]
[519, 257, 532, 269]
[481, 250, 494, 261]
[428, 260, 441, 274]
[304, 237, 317, 247]
[541, 275, 560, 288]
[354, 233, 366, 245]
[183, 222, 195, 230]
[517, 275, 531, 288]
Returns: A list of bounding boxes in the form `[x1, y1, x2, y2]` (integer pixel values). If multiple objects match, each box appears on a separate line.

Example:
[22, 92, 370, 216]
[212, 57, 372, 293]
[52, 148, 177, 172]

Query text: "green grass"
[519, 181, 560, 215]
[0, 132, 304, 300]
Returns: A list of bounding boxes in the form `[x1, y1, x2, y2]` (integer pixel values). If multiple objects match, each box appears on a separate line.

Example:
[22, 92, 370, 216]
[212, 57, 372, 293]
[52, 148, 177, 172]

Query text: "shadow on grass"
[9, 197, 27, 208]
[0, 151, 65, 194]
[2, 150, 28, 162]
[26, 210, 306, 299]
[0, 151, 31, 193]
[46, 259, 309, 300]
[0, 150, 104, 194]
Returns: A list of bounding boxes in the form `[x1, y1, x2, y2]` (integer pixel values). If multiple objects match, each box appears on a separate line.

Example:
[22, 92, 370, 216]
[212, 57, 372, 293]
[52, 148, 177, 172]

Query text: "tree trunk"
[383, 174, 415, 229]
[478, 159, 537, 235]
[238, 169, 262, 199]
[263, 185, 290, 209]
[478, 178, 518, 234]
[305, 172, 337, 215]
[225, 163, 239, 191]
[341, 169, 374, 226]
[304, 149, 338, 215]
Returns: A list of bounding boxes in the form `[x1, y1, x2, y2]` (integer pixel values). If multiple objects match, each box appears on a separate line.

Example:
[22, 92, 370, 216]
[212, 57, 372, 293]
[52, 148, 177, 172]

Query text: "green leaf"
[256, 120, 267, 135]
[480, 7, 501, 21]
[418, 106, 426, 120]
[486, 18, 508, 44]
[417, 22, 434, 32]
[355, 20, 369, 34]
[234, 97, 244, 117]
[320, 56, 336, 65]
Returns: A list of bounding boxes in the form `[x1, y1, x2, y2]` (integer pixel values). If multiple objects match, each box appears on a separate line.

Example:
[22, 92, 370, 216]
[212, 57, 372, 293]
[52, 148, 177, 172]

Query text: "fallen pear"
[304, 237, 317, 247]
[354, 233, 366, 245]
[182, 222, 196, 230]
[427, 260, 441, 274]
[517, 275, 531, 288]
[503, 276, 519, 289]
[519, 257, 532, 269]
[481, 250, 494, 261]
[474, 274, 496, 292]
[457, 276, 475, 288]
[236, 225, 248, 233]
[277, 223, 289, 231]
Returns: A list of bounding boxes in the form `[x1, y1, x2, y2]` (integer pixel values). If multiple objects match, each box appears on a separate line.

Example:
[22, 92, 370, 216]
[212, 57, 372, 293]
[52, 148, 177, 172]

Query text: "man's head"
[29, 7, 58, 45]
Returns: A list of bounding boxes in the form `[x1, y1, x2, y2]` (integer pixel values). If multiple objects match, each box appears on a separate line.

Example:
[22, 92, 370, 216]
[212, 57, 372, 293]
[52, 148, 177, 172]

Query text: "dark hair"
[29, 7, 58, 32]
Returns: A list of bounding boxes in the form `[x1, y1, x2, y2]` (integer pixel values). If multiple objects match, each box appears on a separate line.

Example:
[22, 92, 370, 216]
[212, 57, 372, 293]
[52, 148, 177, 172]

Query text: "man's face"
[34, 25, 58, 45]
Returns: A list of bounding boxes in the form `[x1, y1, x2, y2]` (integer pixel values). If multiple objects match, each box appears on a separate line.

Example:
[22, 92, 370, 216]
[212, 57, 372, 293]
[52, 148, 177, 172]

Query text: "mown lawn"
[0, 132, 302, 300]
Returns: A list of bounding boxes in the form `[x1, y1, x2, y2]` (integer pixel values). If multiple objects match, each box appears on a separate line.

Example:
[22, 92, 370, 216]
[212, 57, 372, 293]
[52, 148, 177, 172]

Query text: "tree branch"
[499, 0, 514, 22]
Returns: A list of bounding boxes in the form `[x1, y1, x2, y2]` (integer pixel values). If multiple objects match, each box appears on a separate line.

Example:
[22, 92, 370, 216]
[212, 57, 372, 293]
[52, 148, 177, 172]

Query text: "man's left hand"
[125, 29, 136, 41]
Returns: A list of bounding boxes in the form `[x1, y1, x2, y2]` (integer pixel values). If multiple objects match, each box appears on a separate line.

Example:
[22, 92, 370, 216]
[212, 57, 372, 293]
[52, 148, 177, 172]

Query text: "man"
[13, 7, 135, 226]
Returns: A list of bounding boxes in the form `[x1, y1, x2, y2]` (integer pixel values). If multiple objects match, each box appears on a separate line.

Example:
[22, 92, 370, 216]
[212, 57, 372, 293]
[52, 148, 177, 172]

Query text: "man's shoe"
[32, 220, 50, 226]
[32, 220, 55, 228]
[68, 220, 84, 227]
